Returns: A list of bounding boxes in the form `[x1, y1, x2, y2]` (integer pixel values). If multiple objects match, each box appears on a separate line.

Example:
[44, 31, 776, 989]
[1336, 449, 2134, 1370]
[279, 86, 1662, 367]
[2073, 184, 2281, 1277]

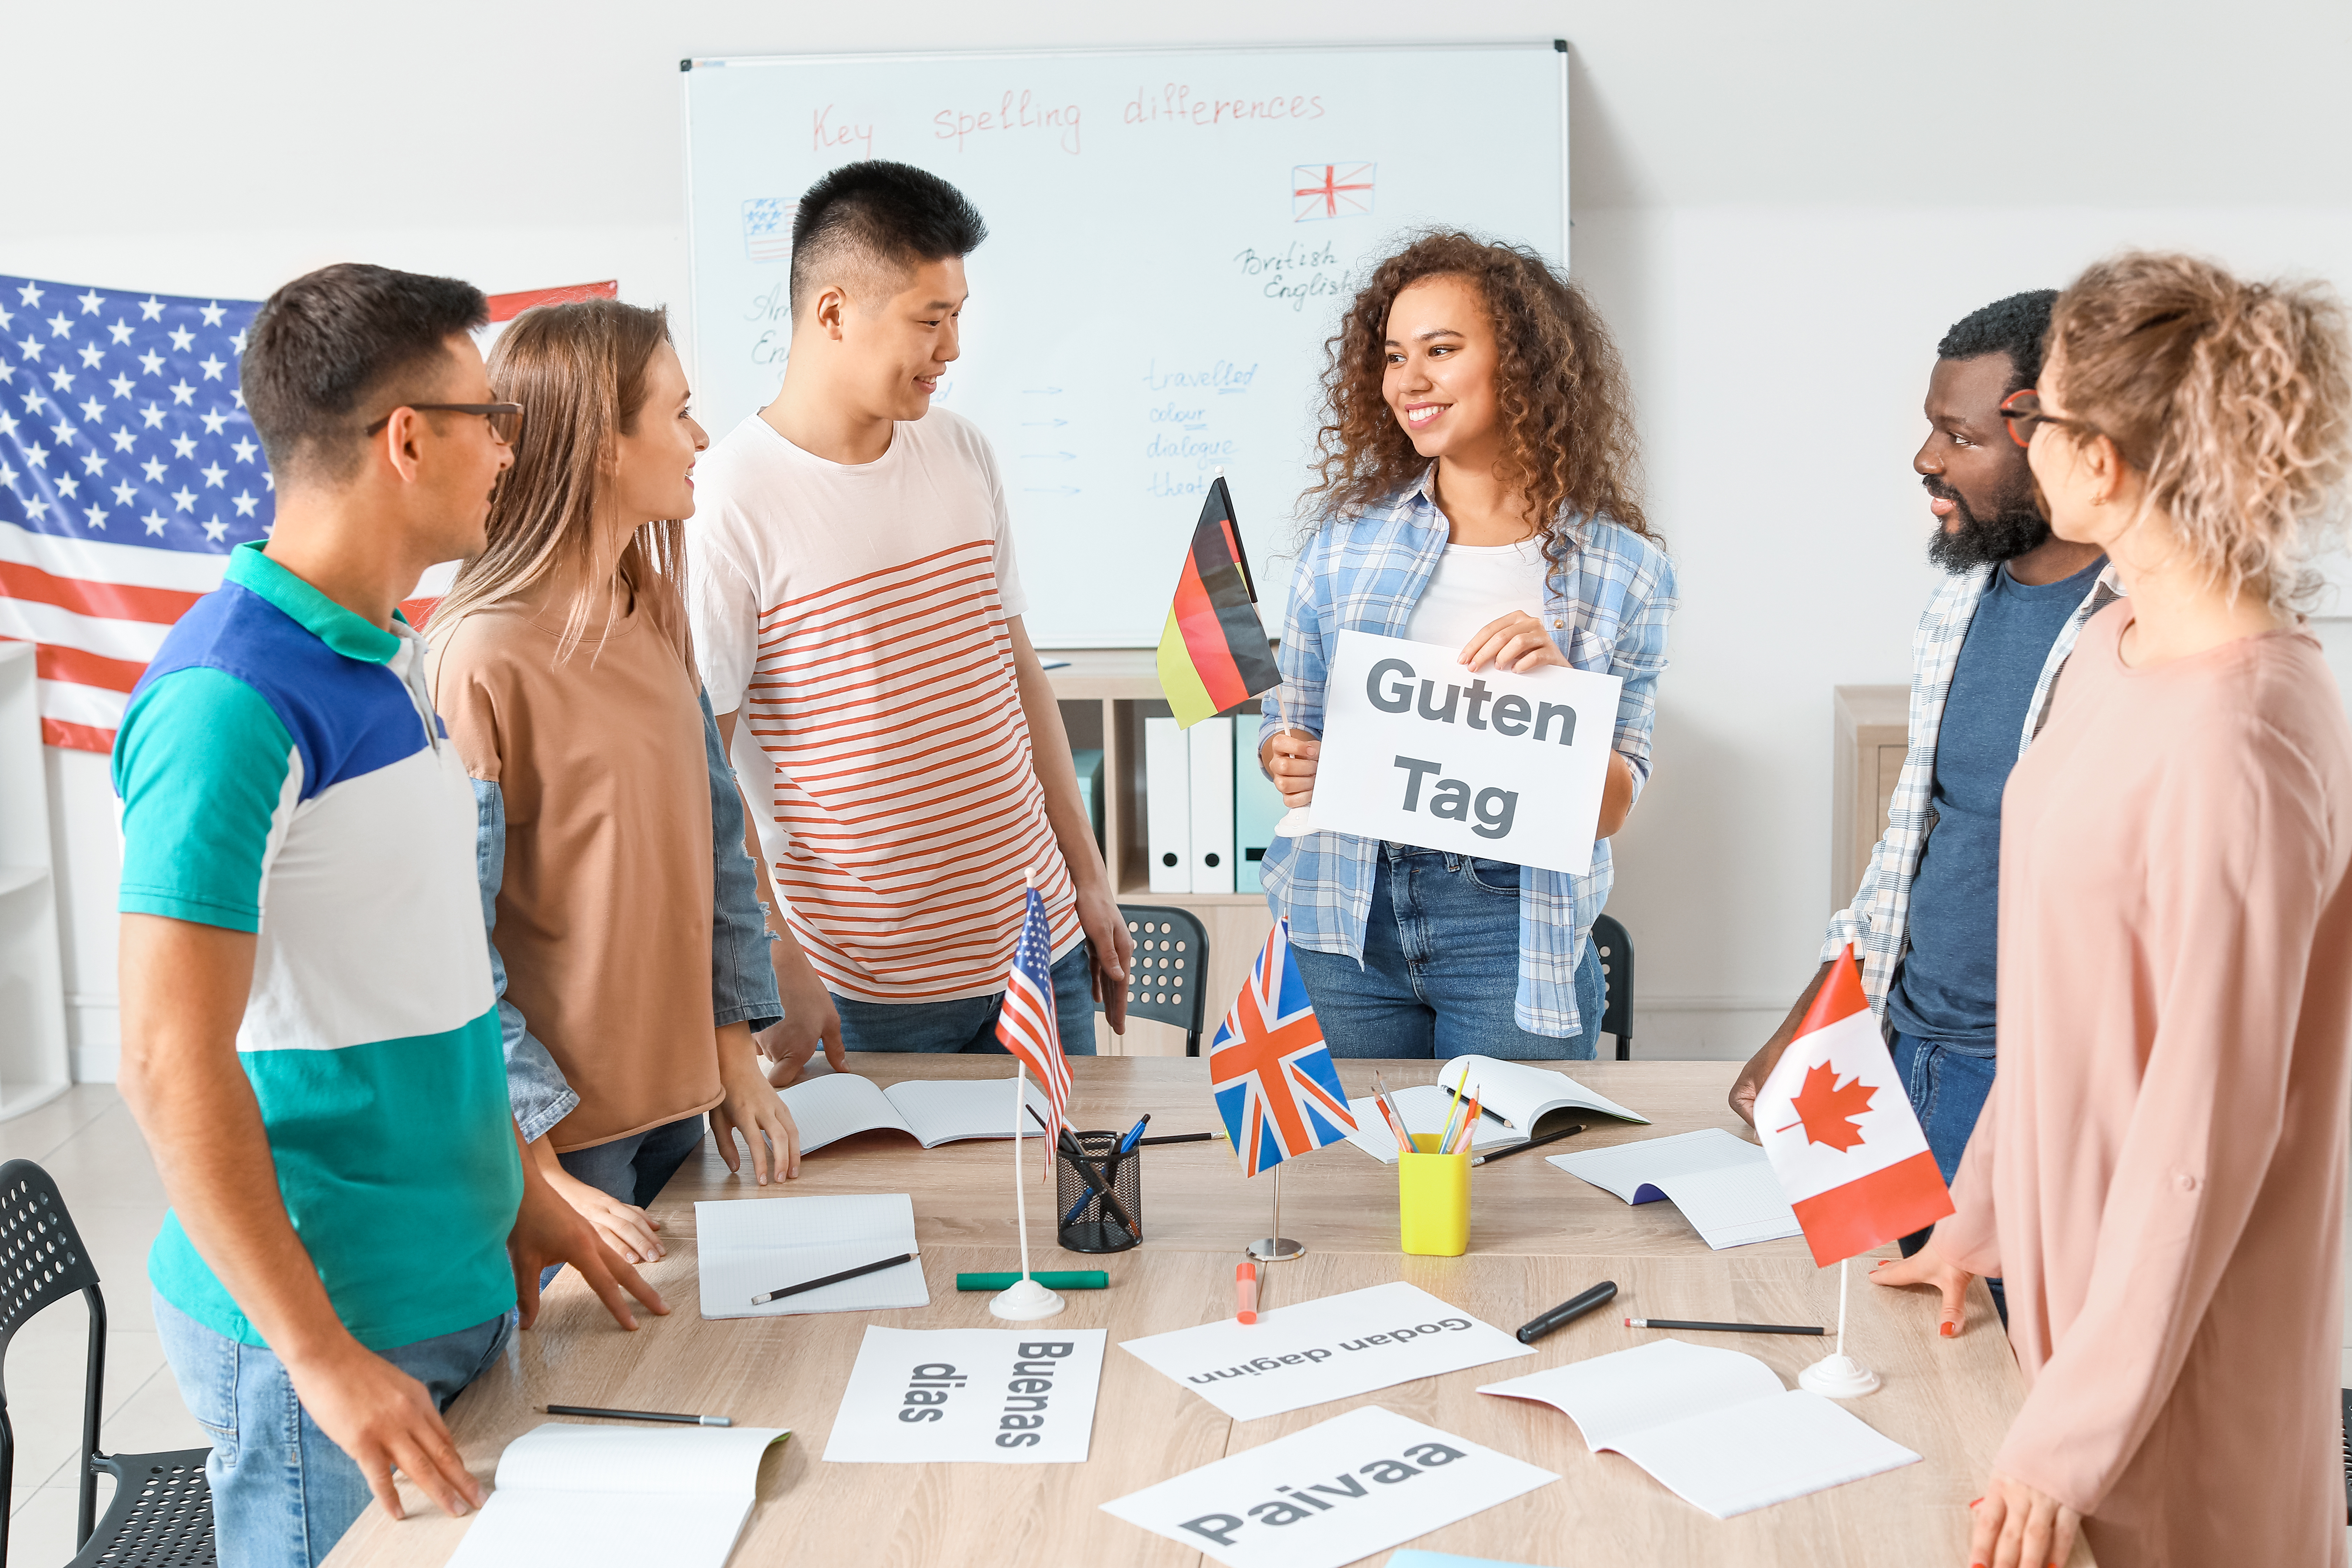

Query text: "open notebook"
[1478, 1340, 1918, 1518]
[1344, 1056, 1648, 1162]
[780, 1072, 1052, 1154]
[695, 1193, 927, 1320]
[1546, 1128, 1801, 1249]
[447, 1421, 790, 1567]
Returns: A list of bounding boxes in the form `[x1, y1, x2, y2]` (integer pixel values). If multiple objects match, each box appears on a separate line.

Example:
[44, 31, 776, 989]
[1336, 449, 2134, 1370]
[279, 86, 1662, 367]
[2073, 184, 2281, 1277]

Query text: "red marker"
[1235, 1262, 1258, 1325]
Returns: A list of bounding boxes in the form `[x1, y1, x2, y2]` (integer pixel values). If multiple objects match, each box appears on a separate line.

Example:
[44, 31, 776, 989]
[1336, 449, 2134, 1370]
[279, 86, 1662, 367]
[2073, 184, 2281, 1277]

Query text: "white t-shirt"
[686, 409, 1078, 1004]
[1402, 537, 1550, 650]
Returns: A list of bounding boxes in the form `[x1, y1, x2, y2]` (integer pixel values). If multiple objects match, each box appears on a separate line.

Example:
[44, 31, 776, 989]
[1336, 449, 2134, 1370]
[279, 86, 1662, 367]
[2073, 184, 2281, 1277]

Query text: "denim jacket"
[476, 686, 782, 1141]
[1257, 468, 1678, 1037]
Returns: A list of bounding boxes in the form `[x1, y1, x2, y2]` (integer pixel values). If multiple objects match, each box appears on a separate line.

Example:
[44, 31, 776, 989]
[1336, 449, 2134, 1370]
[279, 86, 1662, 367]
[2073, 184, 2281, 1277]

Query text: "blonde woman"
[429, 300, 813, 1270]
[1874, 253, 2352, 1568]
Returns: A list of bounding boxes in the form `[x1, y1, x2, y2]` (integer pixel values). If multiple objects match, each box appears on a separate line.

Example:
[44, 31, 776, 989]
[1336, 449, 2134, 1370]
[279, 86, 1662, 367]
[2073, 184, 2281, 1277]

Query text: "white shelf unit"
[0, 642, 70, 1118]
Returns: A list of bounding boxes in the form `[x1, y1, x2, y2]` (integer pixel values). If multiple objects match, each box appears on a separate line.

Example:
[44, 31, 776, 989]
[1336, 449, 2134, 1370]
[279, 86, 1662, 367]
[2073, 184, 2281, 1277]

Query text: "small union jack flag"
[994, 883, 1070, 1172]
[1209, 919, 1358, 1177]
[1292, 162, 1376, 222]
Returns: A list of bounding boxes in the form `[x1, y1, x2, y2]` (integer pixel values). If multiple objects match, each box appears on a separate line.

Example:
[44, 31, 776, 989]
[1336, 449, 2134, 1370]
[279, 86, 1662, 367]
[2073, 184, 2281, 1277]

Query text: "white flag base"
[988, 1277, 1067, 1321]
[1798, 1352, 1882, 1399]
[1799, 1256, 1879, 1397]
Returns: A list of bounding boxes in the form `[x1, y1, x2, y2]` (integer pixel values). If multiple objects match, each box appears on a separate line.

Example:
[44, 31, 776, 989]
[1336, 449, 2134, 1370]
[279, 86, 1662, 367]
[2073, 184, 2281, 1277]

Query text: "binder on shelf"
[1144, 717, 1191, 894]
[1187, 716, 1236, 895]
[1235, 731, 1286, 895]
[1072, 748, 1106, 856]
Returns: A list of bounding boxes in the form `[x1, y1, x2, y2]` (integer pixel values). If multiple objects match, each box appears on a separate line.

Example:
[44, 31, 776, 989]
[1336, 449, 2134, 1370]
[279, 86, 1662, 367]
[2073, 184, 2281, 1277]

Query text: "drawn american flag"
[1292, 162, 1376, 222]
[0, 276, 614, 752]
[1208, 918, 1357, 1177]
[994, 883, 1071, 1170]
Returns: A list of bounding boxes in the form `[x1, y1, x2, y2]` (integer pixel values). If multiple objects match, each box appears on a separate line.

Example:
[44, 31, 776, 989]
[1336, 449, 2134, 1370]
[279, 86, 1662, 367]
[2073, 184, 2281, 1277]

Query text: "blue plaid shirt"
[1257, 469, 1678, 1036]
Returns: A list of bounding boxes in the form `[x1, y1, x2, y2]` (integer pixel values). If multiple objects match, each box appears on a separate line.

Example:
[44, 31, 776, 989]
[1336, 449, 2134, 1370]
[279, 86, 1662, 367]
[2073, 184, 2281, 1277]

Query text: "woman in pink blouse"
[1875, 252, 2352, 1568]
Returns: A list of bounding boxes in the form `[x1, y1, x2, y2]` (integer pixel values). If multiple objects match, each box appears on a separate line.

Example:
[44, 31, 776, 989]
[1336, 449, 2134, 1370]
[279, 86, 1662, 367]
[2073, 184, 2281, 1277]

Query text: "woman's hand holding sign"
[1460, 610, 1570, 674]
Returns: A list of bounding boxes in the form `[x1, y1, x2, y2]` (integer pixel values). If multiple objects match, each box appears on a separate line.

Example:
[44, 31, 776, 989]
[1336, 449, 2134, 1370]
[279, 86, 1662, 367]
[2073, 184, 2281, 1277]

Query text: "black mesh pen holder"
[1055, 1131, 1143, 1253]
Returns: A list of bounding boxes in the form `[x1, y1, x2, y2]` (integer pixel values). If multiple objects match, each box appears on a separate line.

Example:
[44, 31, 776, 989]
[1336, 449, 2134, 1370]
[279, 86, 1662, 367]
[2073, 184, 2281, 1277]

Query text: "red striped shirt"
[689, 411, 1079, 1003]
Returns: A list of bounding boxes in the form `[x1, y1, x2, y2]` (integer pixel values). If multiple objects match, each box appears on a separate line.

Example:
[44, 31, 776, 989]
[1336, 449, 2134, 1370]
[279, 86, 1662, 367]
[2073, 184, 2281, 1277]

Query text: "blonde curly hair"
[1301, 231, 1651, 565]
[2048, 251, 2352, 610]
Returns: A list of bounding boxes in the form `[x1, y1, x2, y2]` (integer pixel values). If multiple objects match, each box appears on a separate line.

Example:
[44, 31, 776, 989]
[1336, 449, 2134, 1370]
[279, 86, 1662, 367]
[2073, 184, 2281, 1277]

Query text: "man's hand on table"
[508, 1128, 668, 1332]
[283, 1338, 483, 1521]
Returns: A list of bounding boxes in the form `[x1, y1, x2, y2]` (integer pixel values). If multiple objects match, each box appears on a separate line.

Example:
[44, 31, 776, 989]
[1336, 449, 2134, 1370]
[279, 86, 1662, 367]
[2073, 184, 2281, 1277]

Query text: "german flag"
[1155, 476, 1279, 728]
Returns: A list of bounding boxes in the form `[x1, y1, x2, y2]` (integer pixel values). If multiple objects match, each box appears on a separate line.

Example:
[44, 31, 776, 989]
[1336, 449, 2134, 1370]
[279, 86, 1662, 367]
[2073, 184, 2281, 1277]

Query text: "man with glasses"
[113, 263, 661, 1568]
[1730, 290, 2114, 1282]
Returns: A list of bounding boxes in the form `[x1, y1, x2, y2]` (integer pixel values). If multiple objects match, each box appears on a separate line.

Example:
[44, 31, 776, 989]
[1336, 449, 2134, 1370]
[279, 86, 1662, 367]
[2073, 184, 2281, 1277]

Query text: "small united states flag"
[994, 882, 1071, 1171]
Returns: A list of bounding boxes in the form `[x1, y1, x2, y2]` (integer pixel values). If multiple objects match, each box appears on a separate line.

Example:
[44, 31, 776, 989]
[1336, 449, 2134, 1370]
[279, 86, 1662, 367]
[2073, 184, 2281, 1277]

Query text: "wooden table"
[327, 1057, 2084, 1567]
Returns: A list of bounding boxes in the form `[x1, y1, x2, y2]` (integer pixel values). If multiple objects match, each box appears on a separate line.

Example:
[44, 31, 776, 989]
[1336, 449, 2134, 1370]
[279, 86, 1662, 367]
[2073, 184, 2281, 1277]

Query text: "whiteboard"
[682, 43, 1568, 646]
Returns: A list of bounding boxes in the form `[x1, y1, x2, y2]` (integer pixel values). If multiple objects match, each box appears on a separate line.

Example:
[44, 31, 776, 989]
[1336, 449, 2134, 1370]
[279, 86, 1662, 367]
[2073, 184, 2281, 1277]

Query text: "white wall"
[9, 1, 2350, 1073]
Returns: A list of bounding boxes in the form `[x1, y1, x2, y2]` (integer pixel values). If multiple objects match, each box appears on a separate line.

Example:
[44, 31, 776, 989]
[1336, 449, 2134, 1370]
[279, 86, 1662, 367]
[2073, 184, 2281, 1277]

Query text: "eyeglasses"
[1997, 389, 2082, 450]
[363, 402, 524, 446]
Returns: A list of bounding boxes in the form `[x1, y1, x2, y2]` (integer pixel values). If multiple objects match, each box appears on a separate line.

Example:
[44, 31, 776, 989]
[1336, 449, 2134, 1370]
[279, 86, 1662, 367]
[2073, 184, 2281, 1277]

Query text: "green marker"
[955, 1270, 1110, 1292]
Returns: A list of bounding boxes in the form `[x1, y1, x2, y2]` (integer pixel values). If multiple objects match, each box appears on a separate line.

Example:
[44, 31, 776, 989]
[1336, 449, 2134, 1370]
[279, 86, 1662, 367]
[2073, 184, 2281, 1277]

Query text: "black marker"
[1516, 1280, 1618, 1345]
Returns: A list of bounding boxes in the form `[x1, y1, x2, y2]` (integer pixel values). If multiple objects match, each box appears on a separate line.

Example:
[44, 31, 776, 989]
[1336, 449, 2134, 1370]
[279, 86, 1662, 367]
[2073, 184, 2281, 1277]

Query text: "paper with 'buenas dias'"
[1118, 1280, 1531, 1421]
[822, 1326, 1106, 1464]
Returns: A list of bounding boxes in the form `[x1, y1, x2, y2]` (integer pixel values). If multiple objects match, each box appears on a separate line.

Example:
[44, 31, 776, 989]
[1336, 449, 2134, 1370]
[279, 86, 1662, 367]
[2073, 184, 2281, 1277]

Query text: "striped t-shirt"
[688, 410, 1079, 1004]
[114, 542, 521, 1350]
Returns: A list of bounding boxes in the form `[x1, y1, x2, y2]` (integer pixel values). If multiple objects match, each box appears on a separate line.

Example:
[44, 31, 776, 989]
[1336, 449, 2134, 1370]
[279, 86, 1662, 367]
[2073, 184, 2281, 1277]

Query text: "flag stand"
[1244, 1164, 1306, 1263]
[1797, 1258, 1881, 1398]
[989, 1060, 1065, 1321]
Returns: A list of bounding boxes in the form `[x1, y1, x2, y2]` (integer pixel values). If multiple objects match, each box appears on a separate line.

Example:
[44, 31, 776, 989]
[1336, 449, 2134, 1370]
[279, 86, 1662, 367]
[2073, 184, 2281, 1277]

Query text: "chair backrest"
[1101, 906, 1211, 1054]
[0, 1158, 108, 1565]
[1589, 915, 1635, 1061]
[0, 1158, 102, 1363]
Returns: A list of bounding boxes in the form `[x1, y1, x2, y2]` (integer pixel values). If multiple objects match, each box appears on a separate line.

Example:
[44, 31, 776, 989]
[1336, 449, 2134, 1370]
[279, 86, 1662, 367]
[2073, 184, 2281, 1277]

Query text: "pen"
[956, 1270, 1110, 1291]
[1236, 1261, 1258, 1325]
[1470, 1124, 1588, 1166]
[1517, 1280, 1617, 1344]
[546, 1404, 732, 1427]
[1056, 1128, 1143, 1237]
[1138, 1132, 1217, 1146]
[751, 1250, 918, 1305]
[1117, 1114, 1150, 1153]
[1624, 1318, 1826, 1336]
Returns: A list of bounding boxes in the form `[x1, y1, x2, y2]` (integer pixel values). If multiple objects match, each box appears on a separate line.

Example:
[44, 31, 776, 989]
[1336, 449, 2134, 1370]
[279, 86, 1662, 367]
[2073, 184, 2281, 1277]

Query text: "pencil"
[751, 1251, 918, 1305]
[546, 1404, 732, 1427]
[1470, 1124, 1588, 1166]
[1623, 1317, 1825, 1336]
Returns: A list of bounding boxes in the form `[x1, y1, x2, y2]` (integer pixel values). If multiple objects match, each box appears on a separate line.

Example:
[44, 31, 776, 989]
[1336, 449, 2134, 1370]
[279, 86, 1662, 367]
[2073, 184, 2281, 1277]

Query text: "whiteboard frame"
[678, 39, 1573, 400]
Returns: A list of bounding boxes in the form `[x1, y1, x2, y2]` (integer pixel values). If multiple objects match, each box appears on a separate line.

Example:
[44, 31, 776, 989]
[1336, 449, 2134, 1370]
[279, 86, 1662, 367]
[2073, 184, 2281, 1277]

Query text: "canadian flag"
[1754, 947, 1954, 1267]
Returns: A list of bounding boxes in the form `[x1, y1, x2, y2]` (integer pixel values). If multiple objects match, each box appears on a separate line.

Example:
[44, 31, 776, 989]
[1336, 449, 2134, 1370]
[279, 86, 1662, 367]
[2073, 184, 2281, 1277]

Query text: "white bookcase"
[0, 642, 70, 1118]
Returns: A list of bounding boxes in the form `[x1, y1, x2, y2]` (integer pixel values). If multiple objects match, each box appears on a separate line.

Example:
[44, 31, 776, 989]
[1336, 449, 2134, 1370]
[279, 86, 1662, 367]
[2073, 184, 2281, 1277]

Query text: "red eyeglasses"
[1997, 389, 2084, 450]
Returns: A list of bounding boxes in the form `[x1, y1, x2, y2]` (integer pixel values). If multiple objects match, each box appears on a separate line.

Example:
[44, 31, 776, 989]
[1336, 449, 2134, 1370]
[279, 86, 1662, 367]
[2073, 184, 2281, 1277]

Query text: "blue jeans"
[153, 1291, 513, 1568]
[830, 941, 1100, 1055]
[1890, 1028, 2007, 1322]
[1291, 845, 1606, 1059]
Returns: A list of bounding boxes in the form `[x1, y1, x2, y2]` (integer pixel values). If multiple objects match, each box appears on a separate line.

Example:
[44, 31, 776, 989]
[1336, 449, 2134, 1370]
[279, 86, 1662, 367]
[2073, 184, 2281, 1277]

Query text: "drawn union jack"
[1208, 919, 1359, 1176]
[1292, 162, 1376, 222]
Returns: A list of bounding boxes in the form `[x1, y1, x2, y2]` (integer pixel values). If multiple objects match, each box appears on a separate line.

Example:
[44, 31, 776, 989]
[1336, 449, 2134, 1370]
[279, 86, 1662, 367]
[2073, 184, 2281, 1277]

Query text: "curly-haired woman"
[1873, 253, 2352, 1568]
[1257, 232, 1675, 1059]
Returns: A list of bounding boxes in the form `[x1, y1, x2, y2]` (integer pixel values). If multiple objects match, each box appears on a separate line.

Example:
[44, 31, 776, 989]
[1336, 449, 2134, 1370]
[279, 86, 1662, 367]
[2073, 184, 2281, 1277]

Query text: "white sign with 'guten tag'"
[1307, 630, 1623, 875]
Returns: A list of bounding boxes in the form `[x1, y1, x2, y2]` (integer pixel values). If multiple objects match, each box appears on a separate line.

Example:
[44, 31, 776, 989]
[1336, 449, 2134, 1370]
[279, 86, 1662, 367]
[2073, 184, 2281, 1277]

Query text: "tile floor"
[5, 1085, 2350, 1563]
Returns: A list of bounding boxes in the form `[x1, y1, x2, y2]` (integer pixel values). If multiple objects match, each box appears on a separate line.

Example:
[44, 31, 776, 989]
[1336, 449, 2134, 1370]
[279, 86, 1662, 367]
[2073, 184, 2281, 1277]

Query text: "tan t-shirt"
[687, 409, 1080, 1004]
[432, 578, 724, 1151]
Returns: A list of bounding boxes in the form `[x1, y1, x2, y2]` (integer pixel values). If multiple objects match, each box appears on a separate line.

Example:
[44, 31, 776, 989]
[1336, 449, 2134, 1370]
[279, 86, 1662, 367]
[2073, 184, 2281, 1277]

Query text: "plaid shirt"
[1258, 468, 1678, 1036]
[1825, 562, 2122, 1016]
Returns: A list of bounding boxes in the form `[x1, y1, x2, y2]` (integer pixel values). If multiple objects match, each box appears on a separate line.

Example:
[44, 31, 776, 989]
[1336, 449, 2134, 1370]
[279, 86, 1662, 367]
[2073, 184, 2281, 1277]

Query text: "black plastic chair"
[1590, 914, 1636, 1062]
[0, 1159, 216, 1567]
[1101, 906, 1211, 1056]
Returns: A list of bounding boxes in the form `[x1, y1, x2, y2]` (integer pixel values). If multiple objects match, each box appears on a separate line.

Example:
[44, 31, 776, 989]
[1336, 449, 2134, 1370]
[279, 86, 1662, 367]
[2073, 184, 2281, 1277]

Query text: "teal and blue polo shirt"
[115, 542, 522, 1350]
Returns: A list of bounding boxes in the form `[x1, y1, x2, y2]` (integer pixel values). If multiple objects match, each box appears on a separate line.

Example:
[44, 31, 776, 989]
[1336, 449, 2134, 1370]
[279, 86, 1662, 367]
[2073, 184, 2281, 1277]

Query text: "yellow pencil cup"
[1398, 1134, 1471, 1256]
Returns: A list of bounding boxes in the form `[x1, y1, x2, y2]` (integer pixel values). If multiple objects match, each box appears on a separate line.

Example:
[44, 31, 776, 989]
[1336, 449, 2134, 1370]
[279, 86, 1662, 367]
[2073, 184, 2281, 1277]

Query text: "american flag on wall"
[0, 274, 616, 753]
